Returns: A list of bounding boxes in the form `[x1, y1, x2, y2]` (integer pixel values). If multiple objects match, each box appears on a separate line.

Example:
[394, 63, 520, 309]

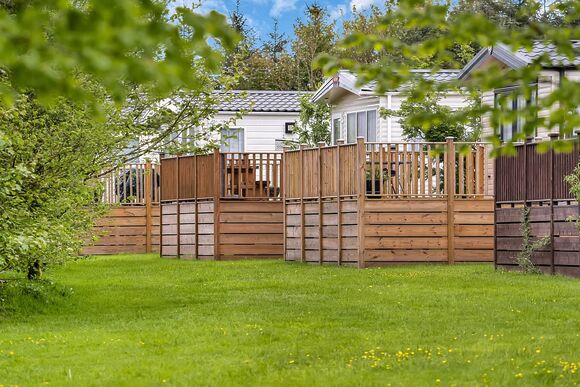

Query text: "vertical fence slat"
[446, 138, 455, 264]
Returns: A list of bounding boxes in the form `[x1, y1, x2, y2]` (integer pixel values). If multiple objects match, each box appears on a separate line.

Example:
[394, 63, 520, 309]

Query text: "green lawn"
[0, 255, 579, 386]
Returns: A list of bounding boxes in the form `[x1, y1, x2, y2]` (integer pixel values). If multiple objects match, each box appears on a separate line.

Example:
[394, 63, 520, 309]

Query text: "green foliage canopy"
[0, 0, 238, 105]
[315, 0, 580, 154]
[290, 94, 331, 148]
[0, 0, 239, 278]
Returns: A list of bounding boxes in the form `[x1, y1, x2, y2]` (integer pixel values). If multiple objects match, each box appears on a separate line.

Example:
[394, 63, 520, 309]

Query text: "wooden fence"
[82, 162, 160, 255]
[284, 137, 495, 267]
[495, 137, 579, 277]
[159, 150, 284, 260]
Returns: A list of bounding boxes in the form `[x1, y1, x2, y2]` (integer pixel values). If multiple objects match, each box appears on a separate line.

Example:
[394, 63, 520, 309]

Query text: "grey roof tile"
[514, 40, 580, 67]
[212, 90, 312, 112]
[360, 69, 460, 92]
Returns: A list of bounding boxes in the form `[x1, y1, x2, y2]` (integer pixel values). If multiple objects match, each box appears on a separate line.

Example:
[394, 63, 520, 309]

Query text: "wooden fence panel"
[219, 200, 283, 259]
[495, 137, 579, 277]
[285, 199, 358, 264]
[82, 205, 160, 255]
[284, 139, 496, 267]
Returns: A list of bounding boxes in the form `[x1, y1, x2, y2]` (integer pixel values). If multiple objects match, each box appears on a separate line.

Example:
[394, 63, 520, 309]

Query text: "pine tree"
[292, 4, 336, 90]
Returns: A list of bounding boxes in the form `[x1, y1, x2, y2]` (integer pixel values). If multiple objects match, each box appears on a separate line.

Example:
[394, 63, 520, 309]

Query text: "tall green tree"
[0, 1, 239, 279]
[292, 4, 336, 90]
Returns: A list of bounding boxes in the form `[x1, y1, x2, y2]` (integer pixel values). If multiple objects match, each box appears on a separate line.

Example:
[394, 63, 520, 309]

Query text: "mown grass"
[0, 254, 579, 386]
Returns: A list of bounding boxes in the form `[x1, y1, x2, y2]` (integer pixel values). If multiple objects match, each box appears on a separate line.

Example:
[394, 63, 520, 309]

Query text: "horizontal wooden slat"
[455, 249, 493, 262]
[454, 200, 494, 212]
[220, 201, 282, 213]
[106, 207, 147, 217]
[454, 237, 494, 249]
[220, 244, 283, 255]
[82, 245, 145, 255]
[220, 212, 283, 223]
[364, 200, 447, 212]
[454, 212, 494, 225]
[96, 217, 146, 227]
[89, 235, 146, 246]
[365, 237, 447, 249]
[220, 223, 283, 234]
[455, 225, 494, 237]
[364, 225, 447, 237]
[220, 234, 283, 244]
[364, 212, 446, 225]
[94, 226, 147, 236]
[364, 249, 447, 262]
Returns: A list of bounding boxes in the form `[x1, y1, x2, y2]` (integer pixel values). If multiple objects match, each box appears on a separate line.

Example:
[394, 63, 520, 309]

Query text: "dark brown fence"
[495, 137, 579, 276]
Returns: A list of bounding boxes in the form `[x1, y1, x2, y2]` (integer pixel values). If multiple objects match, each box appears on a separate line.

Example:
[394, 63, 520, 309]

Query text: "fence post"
[318, 142, 324, 265]
[282, 147, 289, 261]
[176, 155, 181, 259]
[159, 153, 165, 258]
[336, 139, 344, 265]
[145, 161, 153, 253]
[549, 133, 558, 275]
[299, 144, 306, 263]
[194, 154, 198, 260]
[356, 137, 366, 269]
[213, 149, 221, 260]
[446, 137, 455, 264]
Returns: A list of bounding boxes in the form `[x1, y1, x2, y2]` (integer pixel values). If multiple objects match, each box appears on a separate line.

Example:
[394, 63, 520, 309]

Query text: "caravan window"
[221, 128, 245, 152]
[495, 86, 537, 142]
[346, 110, 377, 143]
[332, 118, 341, 144]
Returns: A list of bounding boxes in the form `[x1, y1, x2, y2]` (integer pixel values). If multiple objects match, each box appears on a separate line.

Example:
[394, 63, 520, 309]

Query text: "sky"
[170, 0, 383, 43]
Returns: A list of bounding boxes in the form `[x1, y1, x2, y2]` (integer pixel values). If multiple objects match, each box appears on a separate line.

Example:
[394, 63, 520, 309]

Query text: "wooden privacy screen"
[82, 162, 160, 255]
[495, 138, 579, 277]
[160, 151, 284, 260]
[284, 138, 495, 267]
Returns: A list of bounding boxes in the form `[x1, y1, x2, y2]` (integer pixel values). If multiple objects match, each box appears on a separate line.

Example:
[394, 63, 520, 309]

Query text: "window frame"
[220, 127, 245, 153]
[346, 109, 378, 143]
[494, 84, 538, 142]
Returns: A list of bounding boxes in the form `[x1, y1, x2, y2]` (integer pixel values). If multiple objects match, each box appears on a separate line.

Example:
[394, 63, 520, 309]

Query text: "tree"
[263, 19, 289, 63]
[223, 0, 257, 89]
[0, 1, 239, 279]
[290, 94, 331, 147]
[292, 4, 336, 90]
[382, 89, 479, 143]
[316, 0, 580, 154]
[0, 0, 238, 106]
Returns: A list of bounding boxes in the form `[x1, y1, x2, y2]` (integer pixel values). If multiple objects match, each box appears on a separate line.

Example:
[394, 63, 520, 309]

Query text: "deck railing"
[100, 162, 161, 204]
[284, 138, 492, 200]
[160, 150, 282, 202]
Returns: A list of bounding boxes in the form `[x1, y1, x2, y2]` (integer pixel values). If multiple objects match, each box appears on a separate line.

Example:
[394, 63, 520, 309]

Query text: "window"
[346, 110, 377, 143]
[221, 128, 244, 152]
[285, 122, 295, 134]
[495, 86, 537, 142]
[347, 113, 356, 143]
[332, 118, 341, 144]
